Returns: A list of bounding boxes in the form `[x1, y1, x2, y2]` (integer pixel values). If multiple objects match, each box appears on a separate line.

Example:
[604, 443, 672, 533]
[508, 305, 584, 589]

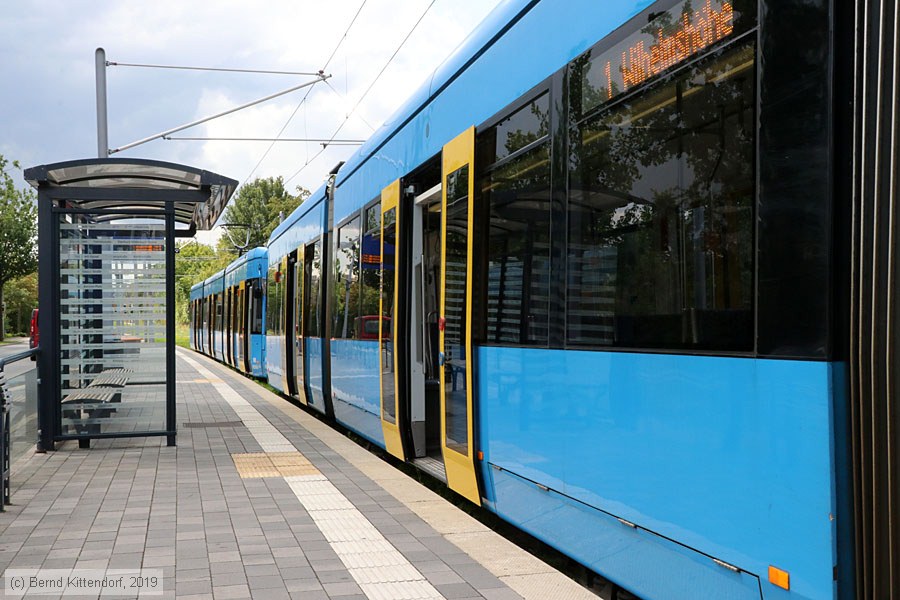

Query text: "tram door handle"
[415, 256, 425, 373]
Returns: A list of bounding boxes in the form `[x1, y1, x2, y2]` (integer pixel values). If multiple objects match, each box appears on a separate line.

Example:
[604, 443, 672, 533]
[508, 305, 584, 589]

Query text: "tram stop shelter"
[24, 158, 237, 450]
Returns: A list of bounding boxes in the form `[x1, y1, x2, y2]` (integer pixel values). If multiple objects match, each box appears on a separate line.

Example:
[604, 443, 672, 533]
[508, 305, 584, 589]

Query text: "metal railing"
[0, 347, 39, 511]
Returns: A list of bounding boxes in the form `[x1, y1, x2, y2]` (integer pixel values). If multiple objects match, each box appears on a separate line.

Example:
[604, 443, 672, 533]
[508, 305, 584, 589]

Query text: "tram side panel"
[329, 200, 386, 447]
[266, 193, 329, 415]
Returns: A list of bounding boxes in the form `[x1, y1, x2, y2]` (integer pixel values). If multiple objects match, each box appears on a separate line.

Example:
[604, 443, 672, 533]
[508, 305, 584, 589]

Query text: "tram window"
[333, 217, 361, 339]
[476, 94, 551, 346]
[251, 282, 264, 335]
[266, 265, 282, 336]
[365, 203, 381, 234]
[215, 294, 224, 331]
[305, 240, 322, 338]
[567, 41, 755, 351]
[360, 201, 382, 332]
[381, 208, 398, 424]
[480, 92, 549, 164]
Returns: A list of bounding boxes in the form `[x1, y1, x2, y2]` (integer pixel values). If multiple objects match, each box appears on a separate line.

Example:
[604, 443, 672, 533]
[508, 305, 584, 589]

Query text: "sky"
[0, 0, 504, 243]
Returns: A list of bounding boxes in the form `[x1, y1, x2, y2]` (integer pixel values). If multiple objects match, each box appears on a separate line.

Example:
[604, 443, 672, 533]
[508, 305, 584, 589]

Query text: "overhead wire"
[285, 0, 438, 186]
[232, 0, 369, 196]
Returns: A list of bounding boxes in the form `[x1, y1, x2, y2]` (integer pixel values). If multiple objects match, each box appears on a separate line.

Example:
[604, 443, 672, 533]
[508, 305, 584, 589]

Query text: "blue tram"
[189, 248, 267, 377]
[191, 0, 900, 598]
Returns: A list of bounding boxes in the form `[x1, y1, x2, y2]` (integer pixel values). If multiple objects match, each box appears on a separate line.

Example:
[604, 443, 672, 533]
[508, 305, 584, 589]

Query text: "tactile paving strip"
[231, 451, 322, 479]
[179, 352, 445, 600]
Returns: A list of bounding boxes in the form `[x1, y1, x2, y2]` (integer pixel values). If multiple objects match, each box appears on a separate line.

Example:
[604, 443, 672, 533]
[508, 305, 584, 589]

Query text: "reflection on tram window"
[381, 208, 397, 424]
[333, 216, 361, 340]
[251, 284, 263, 335]
[266, 265, 282, 337]
[567, 41, 755, 351]
[444, 167, 470, 454]
[476, 99, 551, 347]
[305, 240, 322, 338]
[360, 201, 382, 334]
[479, 93, 549, 164]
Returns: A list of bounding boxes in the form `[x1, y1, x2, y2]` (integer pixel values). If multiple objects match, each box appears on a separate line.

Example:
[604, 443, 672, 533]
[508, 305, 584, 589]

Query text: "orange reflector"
[769, 566, 790, 590]
[477, 451, 484, 461]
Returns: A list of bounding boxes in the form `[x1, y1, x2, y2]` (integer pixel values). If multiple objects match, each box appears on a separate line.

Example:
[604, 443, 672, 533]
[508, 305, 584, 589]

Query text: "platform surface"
[0, 349, 599, 600]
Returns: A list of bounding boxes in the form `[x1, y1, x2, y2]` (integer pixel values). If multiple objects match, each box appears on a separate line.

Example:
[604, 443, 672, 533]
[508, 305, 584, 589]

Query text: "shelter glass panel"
[57, 215, 169, 436]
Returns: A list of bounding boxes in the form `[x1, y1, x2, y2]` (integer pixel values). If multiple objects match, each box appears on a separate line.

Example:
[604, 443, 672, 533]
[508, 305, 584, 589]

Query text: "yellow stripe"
[380, 180, 404, 460]
[440, 126, 481, 506]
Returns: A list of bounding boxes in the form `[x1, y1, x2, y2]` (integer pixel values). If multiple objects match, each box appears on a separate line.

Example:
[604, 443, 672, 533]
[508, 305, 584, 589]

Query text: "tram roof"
[24, 158, 237, 232]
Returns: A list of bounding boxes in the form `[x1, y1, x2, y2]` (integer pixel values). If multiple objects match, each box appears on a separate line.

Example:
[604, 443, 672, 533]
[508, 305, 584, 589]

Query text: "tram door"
[379, 180, 405, 460]
[439, 127, 481, 505]
[293, 247, 307, 405]
[284, 251, 301, 398]
[234, 283, 243, 370]
[243, 279, 253, 374]
[380, 178, 443, 471]
[280, 255, 292, 393]
[225, 287, 233, 366]
[408, 182, 444, 477]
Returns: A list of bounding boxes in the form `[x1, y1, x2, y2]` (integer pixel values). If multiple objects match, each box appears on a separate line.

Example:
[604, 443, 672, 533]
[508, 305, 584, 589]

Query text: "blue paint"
[268, 189, 327, 251]
[491, 467, 763, 600]
[829, 363, 854, 600]
[220, 247, 268, 376]
[330, 339, 384, 447]
[203, 271, 225, 361]
[305, 338, 325, 414]
[476, 346, 837, 600]
[334, 0, 652, 219]
[266, 335, 284, 392]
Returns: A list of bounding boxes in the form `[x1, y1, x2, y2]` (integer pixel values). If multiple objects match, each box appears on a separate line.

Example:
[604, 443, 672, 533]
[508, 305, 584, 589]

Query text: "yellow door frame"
[440, 126, 481, 506]
[379, 180, 405, 460]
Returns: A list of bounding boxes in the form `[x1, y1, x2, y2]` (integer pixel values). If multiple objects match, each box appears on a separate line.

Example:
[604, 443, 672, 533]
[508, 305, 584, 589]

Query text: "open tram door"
[439, 127, 481, 506]
[224, 285, 236, 367]
[379, 180, 406, 460]
[240, 279, 252, 374]
[293, 246, 307, 405]
[234, 281, 244, 372]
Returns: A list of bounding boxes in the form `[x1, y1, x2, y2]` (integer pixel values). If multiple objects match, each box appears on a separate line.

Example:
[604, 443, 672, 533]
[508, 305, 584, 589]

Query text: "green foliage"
[3, 272, 37, 335]
[174, 241, 234, 324]
[219, 176, 309, 252]
[0, 155, 38, 340]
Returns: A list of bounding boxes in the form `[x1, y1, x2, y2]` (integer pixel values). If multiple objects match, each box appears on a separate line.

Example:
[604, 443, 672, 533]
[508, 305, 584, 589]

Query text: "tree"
[0, 155, 38, 341]
[174, 241, 234, 324]
[3, 272, 37, 335]
[219, 177, 309, 252]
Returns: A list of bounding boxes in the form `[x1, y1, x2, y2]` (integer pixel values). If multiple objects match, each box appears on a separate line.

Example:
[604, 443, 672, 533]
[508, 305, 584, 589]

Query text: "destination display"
[581, 0, 748, 115]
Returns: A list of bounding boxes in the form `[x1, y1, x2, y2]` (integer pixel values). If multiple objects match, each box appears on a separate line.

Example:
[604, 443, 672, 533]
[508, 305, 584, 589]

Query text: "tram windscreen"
[567, 40, 755, 351]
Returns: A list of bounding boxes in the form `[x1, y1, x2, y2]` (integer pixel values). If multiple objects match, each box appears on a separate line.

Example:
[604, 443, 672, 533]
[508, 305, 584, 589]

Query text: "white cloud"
[1, 0, 504, 207]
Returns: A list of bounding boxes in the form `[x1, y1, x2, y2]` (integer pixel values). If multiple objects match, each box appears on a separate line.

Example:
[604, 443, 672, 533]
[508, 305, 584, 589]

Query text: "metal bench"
[62, 368, 134, 448]
[61, 389, 121, 448]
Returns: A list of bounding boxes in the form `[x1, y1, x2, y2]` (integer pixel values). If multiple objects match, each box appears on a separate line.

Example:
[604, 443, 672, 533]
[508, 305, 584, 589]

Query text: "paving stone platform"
[0, 350, 598, 600]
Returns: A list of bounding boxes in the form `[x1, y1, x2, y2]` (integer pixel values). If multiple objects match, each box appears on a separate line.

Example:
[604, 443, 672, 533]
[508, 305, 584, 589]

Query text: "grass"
[174, 323, 190, 349]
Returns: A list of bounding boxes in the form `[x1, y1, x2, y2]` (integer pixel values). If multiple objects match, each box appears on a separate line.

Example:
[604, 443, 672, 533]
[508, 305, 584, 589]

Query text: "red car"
[29, 308, 39, 353]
